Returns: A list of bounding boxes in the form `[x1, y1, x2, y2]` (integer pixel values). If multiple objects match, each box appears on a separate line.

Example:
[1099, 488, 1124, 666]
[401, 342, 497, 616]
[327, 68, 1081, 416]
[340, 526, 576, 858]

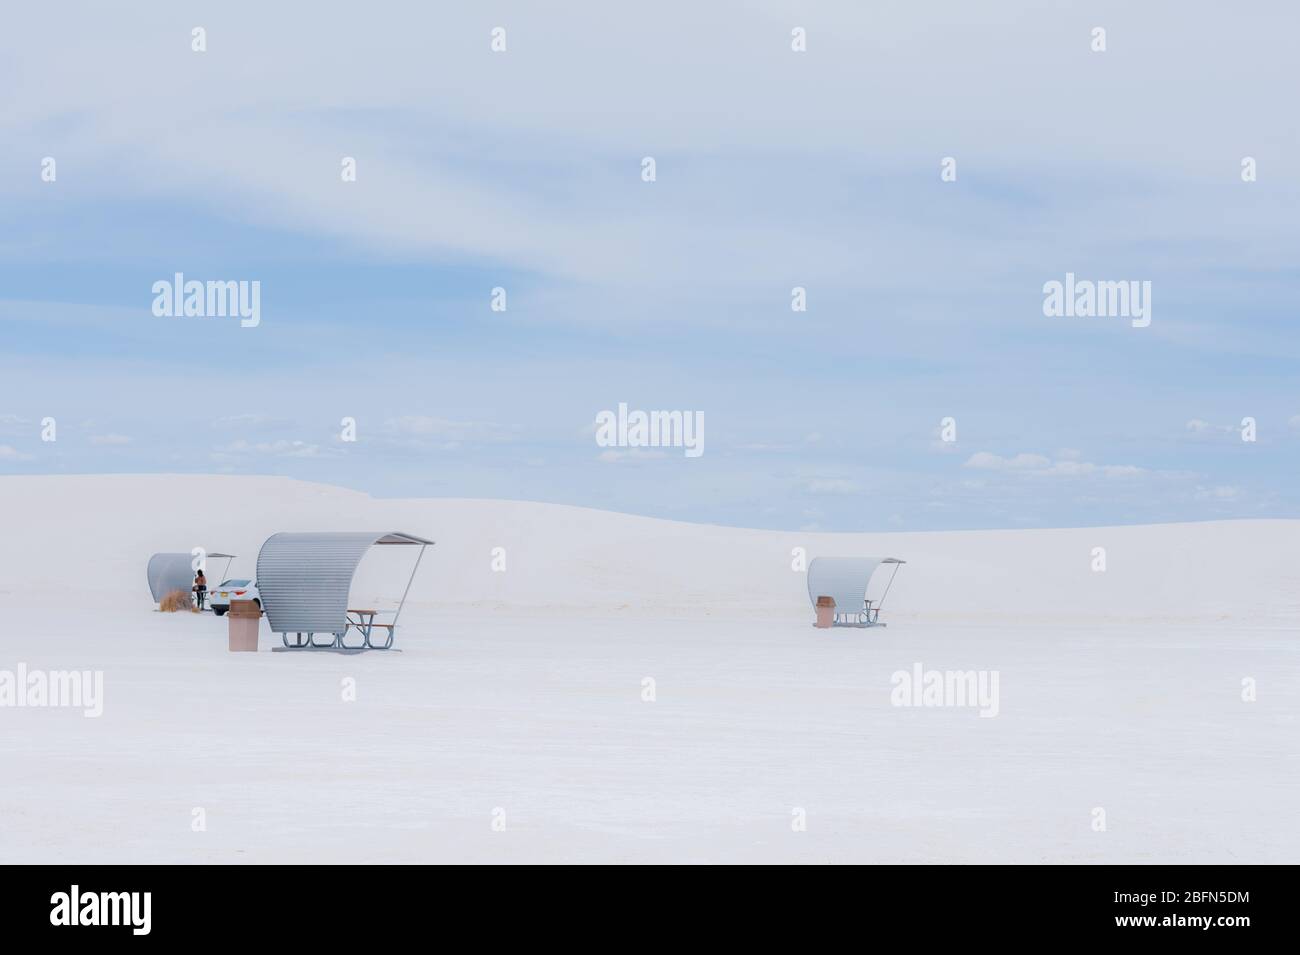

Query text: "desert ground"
[0, 474, 1295, 863]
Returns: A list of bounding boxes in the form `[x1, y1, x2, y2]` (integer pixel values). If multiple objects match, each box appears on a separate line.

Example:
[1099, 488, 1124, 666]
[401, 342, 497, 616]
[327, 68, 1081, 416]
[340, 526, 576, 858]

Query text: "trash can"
[228, 599, 261, 652]
[815, 595, 835, 628]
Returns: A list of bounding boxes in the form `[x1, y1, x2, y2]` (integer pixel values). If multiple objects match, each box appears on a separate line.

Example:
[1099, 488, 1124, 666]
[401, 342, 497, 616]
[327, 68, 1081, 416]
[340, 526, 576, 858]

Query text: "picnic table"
[280, 609, 399, 650]
[342, 608, 397, 649]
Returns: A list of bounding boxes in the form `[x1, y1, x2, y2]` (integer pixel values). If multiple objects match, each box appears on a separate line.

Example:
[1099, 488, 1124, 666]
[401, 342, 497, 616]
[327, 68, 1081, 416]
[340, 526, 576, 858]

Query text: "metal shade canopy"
[806, 557, 905, 615]
[207, 552, 237, 582]
[146, 553, 195, 602]
[255, 531, 433, 637]
[147, 551, 240, 601]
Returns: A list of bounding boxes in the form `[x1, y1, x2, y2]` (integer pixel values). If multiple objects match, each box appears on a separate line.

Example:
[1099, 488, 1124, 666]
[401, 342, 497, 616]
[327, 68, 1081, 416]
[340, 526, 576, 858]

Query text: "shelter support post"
[876, 561, 903, 612]
[391, 544, 426, 631]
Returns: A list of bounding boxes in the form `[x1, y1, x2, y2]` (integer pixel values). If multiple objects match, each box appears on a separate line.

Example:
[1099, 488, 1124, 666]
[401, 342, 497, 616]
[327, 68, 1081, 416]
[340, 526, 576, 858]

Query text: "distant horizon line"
[0, 470, 1292, 536]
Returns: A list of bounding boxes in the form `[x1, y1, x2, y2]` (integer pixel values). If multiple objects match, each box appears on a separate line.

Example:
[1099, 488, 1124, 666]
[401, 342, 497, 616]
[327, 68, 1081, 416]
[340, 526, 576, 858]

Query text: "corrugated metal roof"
[146, 552, 194, 602]
[255, 531, 432, 634]
[373, 532, 434, 545]
[806, 557, 903, 610]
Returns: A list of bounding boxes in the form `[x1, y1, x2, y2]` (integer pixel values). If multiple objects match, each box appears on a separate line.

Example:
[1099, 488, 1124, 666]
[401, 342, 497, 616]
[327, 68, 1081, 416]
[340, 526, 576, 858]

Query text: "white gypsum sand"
[0, 474, 1295, 863]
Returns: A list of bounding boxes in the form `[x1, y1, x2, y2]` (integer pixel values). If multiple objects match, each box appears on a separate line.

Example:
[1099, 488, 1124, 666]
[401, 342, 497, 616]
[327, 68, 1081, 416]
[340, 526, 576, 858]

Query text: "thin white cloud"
[964, 451, 1144, 478]
[0, 444, 34, 461]
[598, 448, 668, 463]
[0, 413, 29, 435]
[964, 452, 1052, 471]
[382, 416, 515, 450]
[213, 439, 322, 459]
[804, 477, 860, 495]
[1185, 419, 1235, 436]
[1195, 485, 1241, 501]
[211, 413, 294, 431]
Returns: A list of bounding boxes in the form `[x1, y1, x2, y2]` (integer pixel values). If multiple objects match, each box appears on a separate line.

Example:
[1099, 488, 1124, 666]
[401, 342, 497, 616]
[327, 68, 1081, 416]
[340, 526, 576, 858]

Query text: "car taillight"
[234, 590, 246, 595]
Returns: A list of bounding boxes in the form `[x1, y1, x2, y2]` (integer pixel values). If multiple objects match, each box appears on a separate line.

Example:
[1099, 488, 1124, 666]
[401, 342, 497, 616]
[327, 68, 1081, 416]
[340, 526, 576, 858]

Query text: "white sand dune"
[0, 474, 1295, 863]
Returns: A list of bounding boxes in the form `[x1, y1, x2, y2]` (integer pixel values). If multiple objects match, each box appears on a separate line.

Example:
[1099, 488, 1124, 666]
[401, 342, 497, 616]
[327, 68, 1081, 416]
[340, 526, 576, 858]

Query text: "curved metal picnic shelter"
[147, 551, 236, 603]
[147, 553, 193, 602]
[255, 531, 433, 650]
[806, 557, 905, 627]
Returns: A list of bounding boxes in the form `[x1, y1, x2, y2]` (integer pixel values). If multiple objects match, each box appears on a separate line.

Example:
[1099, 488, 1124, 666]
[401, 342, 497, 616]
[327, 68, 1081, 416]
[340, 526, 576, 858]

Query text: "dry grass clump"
[159, 589, 195, 613]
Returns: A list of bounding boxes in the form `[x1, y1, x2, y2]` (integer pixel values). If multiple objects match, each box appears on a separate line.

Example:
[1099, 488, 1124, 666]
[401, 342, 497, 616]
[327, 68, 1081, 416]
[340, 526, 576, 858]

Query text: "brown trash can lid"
[229, 599, 262, 617]
[816, 595, 835, 607]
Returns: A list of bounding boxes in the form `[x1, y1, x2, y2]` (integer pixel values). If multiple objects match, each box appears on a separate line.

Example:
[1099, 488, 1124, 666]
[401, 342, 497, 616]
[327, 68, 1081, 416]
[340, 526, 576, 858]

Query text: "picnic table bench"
[281, 609, 399, 650]
[341, 609, 398, 650]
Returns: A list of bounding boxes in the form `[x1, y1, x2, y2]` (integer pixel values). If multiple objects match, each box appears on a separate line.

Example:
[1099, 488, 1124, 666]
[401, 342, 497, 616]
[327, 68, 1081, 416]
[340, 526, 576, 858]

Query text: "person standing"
[193, 569, 207, 611]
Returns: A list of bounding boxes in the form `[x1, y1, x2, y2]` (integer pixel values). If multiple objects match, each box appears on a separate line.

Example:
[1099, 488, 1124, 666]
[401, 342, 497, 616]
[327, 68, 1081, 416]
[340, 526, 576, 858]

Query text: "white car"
[209, 578, 260, 616]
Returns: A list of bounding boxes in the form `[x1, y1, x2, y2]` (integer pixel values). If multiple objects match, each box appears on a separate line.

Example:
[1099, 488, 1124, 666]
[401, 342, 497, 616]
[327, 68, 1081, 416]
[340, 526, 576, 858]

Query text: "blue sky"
[2, 1, 1298, 530]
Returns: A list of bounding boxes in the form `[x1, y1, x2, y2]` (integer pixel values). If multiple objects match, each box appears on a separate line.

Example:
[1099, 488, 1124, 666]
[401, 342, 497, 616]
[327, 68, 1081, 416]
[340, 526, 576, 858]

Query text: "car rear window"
[221, 579, 251, 587]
